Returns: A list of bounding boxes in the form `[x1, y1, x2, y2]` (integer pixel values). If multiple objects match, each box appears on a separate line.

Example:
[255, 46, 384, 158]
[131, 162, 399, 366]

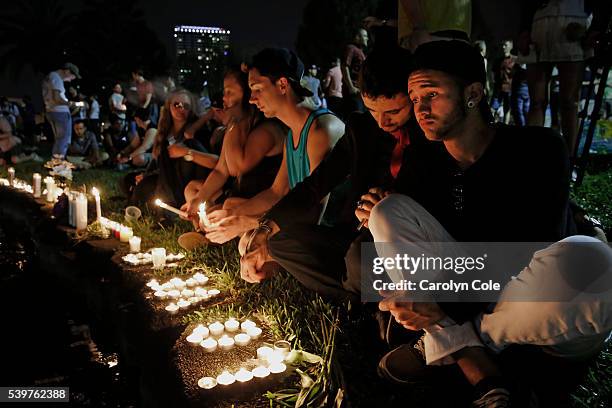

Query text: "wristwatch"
[184, 149, 193, 162]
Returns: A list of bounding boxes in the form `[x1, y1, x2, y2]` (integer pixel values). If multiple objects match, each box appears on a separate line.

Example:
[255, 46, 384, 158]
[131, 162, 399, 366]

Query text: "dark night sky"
[144, 0, 311, 59]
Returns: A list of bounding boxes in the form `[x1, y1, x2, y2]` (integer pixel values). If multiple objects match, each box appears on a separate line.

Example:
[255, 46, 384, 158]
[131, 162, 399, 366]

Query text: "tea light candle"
[216, 370, 235, 386]
[193, 273, 209, 284]
[146, 279, 159, 288]
[208, 322, 224, 336]
[201, 337, 217, 352]
[257, 346, 273, 360]
[151, 248, 166, 269]
[224, 318, 239, 332]
[7, 167, 15, 186]
[181, 289, 194, 298]
[119, 225, 133, 242]
[266, 351, 285, 365]
[173, 280, 186, 290]
[33, 173, 41, 197]
[154, 290, 168, 299]
[218, 335, 235, 350]
[241, 320, 257, 332]
[197, 377, 217, 390]
[165, 303, 179, 314]
[92, 187, 102, 222]
[167, 290, 180, 298]
[129, 236, 141, 253]
[186, 333, 204, 345]
[75, 193, 88, 231]
[185, 278, 197, 287]
[194, 287, 207, 297]
[208, 289, 220, 297]
[193, 324, 209, 338]
[188, 296, 200, 304]
[234, 333, 251, 346]
[177, 299, 190, 309]
[268, 362, 287, 374]
[252, 365, 270, 378]
[246, 327, 262, 339]
[234, 368, 253, 383]
[161, 282, 173, 291]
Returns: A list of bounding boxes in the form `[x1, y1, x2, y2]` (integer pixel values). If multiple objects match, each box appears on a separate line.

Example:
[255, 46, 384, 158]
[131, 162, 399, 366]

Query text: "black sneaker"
[471, 388, 511, 408]
[377, 333, 432, 384]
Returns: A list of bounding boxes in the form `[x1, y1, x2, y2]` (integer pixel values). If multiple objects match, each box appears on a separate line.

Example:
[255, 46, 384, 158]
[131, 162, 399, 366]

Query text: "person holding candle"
[191, 48, 345, 245]
[178, 66, 286, 249]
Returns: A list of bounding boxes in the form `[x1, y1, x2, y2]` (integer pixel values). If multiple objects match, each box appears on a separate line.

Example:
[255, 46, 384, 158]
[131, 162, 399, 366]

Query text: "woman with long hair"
[179, 66, 286, 248]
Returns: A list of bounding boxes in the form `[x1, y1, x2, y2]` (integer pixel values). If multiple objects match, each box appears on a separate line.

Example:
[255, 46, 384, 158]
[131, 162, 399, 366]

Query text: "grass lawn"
[2, 157, 611, 407]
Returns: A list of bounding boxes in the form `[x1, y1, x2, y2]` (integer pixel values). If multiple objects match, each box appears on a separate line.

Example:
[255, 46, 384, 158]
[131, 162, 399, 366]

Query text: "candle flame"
[92, 187, 99, 196]
[155, 198, 162, 206]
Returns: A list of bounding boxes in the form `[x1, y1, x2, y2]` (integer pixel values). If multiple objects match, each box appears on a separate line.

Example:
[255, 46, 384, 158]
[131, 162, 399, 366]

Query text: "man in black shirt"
[239, 46, 423, 301]
[366, 40, 611, 406]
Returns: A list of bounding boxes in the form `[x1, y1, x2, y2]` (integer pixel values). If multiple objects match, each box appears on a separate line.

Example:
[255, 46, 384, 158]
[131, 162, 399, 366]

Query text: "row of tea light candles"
[197, 338, 292, 389]
[185, 318, 263, 351]
[147, 273, 221, 313]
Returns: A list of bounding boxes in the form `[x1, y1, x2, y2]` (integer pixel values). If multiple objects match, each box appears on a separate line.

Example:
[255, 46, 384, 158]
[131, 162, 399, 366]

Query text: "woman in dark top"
[183, 66, 286, 213]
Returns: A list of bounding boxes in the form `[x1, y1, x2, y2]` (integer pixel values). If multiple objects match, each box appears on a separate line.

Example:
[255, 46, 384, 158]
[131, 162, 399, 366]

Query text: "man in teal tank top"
[202, 48, 345, 244]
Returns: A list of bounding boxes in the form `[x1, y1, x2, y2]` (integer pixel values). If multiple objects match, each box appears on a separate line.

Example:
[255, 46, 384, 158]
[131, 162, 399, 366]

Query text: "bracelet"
[256, 219, 272, 235]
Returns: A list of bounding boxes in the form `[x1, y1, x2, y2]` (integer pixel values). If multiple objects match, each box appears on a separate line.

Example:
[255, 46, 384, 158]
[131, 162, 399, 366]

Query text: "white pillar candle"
[154, 198, 188, 218]
[208, 322, 224, 336]
[200, 337, 217, 352]
[33, 173, 41, 197]
[91, 187, 102, 222]
[68, 192, 76, 227]
[151, 248, 166, 269]
[246, 327, 262, 339]
[75, 193, 88, 231]
[252, 365, 270, 378]
[7, 167, 15, 186]
[129, 236, 141, 253]
[234, 368, 253, 383]
[234, 333, 251, 347]
[119, 226, 133, 242]
[224, 318, 239, 332]
[192, 324, 209, 338]
[216, 370, 235, 386]
[165, 303, 179, 314]
[197, 377, 217, 390]
[218, 335, 235, 350]
[240, 320, 257, 332]
[45, 177, 55, 203]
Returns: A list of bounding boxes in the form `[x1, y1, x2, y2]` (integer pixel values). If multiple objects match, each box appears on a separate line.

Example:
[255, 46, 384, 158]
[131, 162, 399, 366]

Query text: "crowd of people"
[2, 1, 611, 406]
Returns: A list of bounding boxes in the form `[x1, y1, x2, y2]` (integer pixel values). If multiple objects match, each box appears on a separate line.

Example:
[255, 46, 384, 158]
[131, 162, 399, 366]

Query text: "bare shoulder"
[311, 113, 345, 145]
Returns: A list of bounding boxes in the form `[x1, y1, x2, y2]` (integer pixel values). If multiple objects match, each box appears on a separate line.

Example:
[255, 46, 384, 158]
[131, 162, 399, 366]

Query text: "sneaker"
[178, 231, 211, 250]
[377, 333, 432, 384]
[471, 388, 511, 408]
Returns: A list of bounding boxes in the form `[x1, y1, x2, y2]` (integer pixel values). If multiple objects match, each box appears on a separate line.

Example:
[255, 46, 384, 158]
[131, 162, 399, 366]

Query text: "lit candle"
[194, 287, 208, 297]
[45, 177, 55, 202]
[75, 193, 88, 231]
[257, 346, 273, 360]
[197, 377, 217, 390]
[234, 368, 253, 383]
[181, 289, 194, 298]
[7, 167, 15, 186]
[193, 273, 209, 285]
[68, 192, 76, 227]
[198, 202, 210, 228]
[92, 187, 102, 222]
[167, 290, 180, 298]
[192, 324, 209, 338]
[146, 279, 159, 288]
[201, 337, 217, 352]
[216, 370, 235, 386]
[208, 322, 224, 336]
[234, 333, 251, 346]
[185, 278, 197, 287]
[33, 173, 41, 197]
[161, 282, 173, 291]
[119, 225, 133, 242]
[188, 296, 200, 304]
[268, 362, 287, 374]
[177, 299, 191, 309]
[151, 248, 166, 269]
[208, 289, 220, 297]
[186, 333, 204, 345]
[218, 335, 235, 350]
[241, 320, 256, 332]
[246, 327, 262, 339]
[154, 198, 188, 218]
[173, 280, 186, 290]
[154, 290, 168, 299]
[274, 340, 291, 359]
[129, 236, 141, 253]
[165, 303, 179, 314]
[224, 318, 239, 332]
[252, 365, 270, 378]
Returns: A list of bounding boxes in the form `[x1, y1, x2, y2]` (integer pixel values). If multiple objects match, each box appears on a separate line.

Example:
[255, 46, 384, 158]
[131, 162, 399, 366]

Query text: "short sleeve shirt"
[343, 44, 366, 87]
[42, 71, 69, 113]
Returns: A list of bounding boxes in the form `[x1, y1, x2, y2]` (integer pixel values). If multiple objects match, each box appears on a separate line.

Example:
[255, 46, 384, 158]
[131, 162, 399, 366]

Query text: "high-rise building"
[174, 25, 230, 95]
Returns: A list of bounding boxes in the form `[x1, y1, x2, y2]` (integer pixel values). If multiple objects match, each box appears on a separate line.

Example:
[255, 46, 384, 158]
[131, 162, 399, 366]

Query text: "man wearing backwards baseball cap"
[42, 62, 82, 159]
[365, 40, 612, 406]
[201, 48, 345, 246]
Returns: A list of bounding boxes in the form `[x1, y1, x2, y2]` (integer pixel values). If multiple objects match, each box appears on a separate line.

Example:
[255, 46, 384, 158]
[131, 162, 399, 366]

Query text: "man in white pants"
[359, 40, 612, 407]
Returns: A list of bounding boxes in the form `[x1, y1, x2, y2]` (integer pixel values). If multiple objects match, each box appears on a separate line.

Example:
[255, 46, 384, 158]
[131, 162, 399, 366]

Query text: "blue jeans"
[511, 82, 530, 127]
[47, 111, 72, 157]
